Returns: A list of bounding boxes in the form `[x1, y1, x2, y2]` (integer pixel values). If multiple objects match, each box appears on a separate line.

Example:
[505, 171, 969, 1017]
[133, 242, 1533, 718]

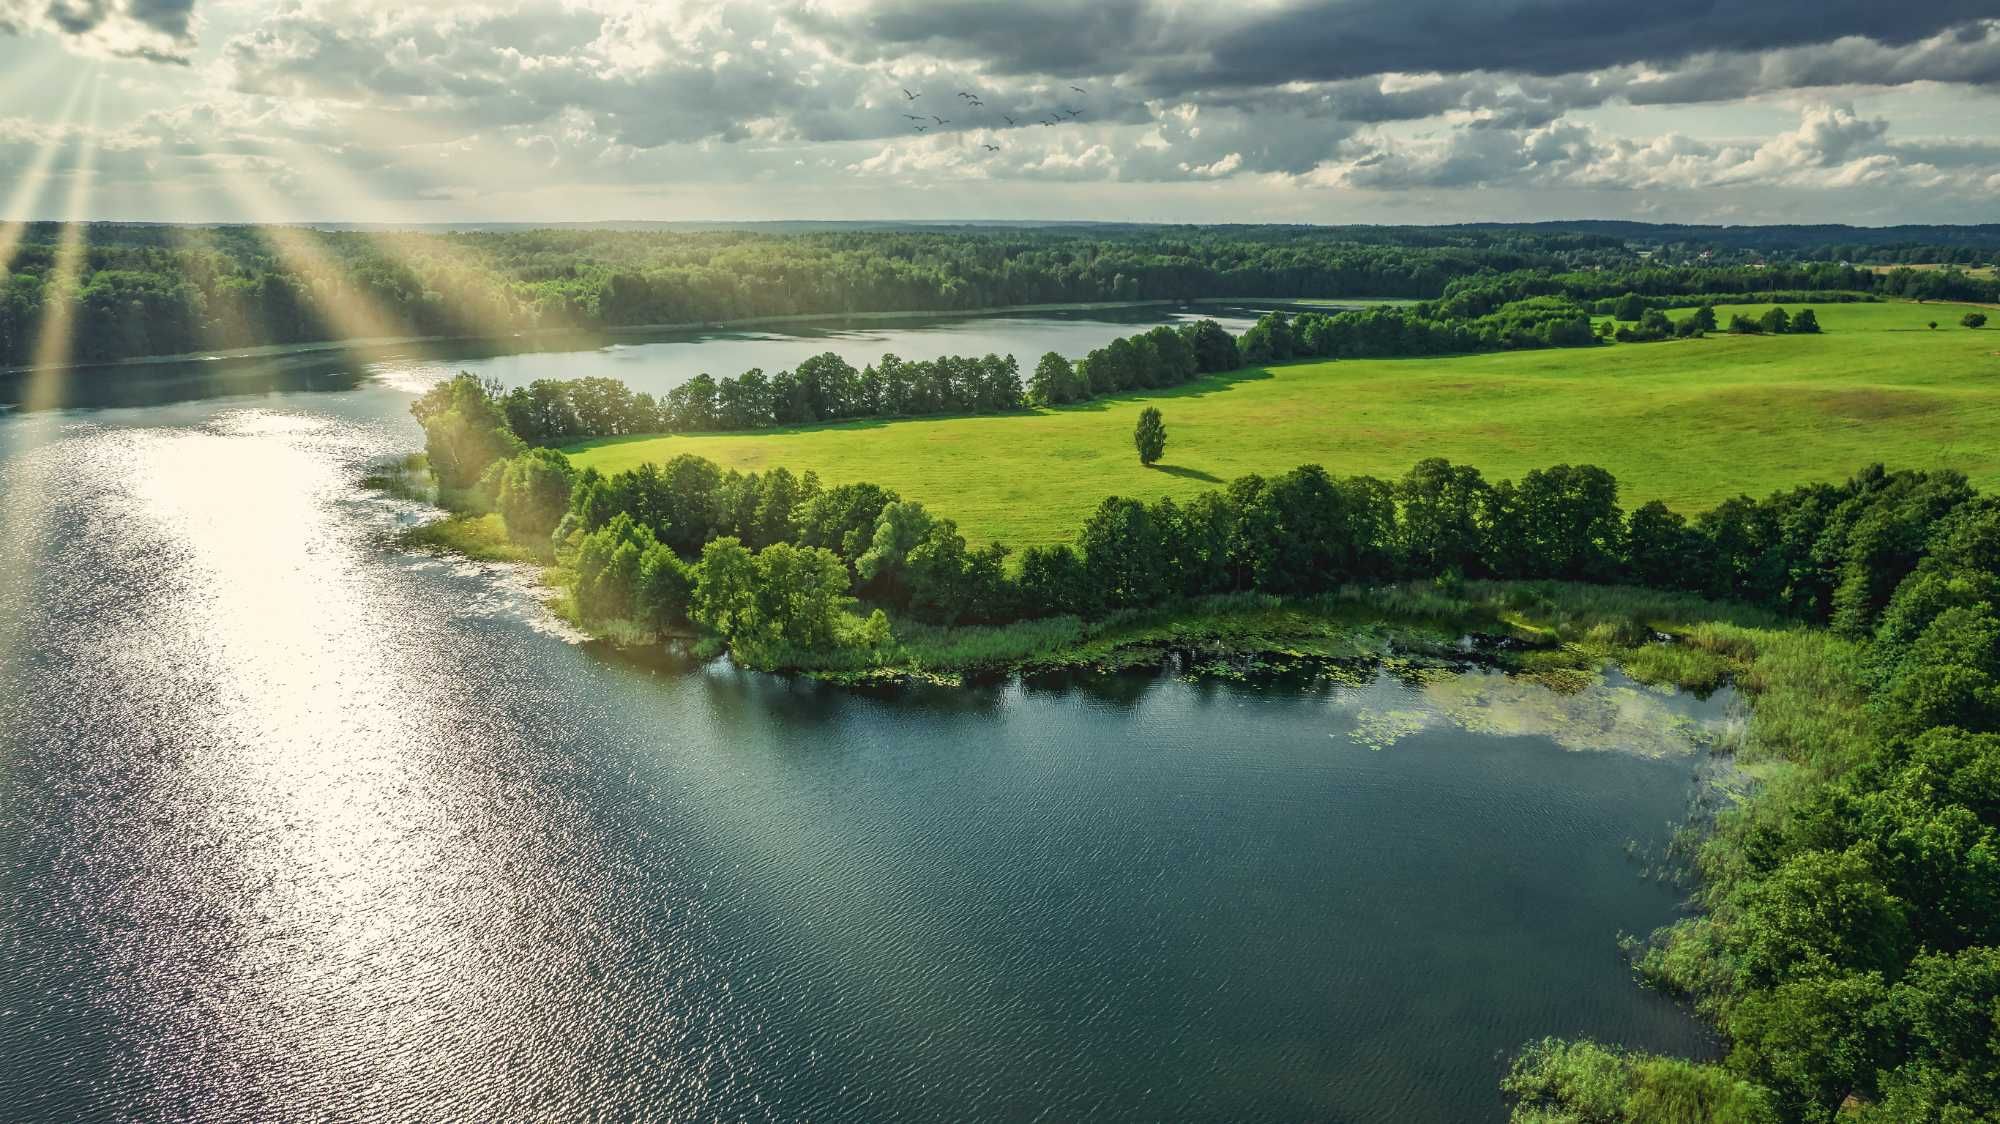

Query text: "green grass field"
[568, 302, 2000, 550]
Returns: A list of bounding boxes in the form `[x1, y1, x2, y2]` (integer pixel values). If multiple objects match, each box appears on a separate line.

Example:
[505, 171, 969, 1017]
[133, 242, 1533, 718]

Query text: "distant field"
[569, 302, 2000, 550]
[1863, 263, 1997, 278]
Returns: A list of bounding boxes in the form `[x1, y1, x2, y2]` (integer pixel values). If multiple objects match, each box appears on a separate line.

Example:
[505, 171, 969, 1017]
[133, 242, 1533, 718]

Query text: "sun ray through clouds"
[0, 75, 91, 277]
[20, 75, 104, 412]
[271, 140, 543, 344]
[206, 170, 439, 365]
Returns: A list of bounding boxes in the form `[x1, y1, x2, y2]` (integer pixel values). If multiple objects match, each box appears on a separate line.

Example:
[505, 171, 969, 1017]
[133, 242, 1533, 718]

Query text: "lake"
[0, 309, 1720, 1121]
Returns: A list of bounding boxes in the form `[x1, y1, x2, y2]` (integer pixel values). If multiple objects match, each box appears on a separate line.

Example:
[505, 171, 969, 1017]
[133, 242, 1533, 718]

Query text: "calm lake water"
[1, 311, 1721, 1122]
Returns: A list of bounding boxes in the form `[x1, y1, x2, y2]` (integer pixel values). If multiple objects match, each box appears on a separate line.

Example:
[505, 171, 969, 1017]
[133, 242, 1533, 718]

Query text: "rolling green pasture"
[568, 302, 2000, 550]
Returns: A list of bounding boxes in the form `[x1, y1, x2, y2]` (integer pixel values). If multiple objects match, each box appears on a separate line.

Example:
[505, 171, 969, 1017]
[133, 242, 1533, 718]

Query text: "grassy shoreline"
[377, 467, 1801, 697]
[373, 452, 1807, 695]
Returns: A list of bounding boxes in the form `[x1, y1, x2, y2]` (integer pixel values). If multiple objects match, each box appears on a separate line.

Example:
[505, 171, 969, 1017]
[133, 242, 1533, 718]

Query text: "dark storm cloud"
[1201, 1, 1996, 87]
[804, 0, 1998, 99]
[4, 0, 197, 61]
[792, 0, 1172, 77]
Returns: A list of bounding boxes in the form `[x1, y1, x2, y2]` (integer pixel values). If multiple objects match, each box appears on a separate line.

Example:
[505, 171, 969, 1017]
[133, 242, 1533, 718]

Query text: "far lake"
[0, 307, 1721, 1121]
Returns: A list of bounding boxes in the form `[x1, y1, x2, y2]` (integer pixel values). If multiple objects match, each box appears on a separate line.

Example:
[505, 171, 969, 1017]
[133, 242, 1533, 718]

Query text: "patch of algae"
[1339, 669, 1715, 757]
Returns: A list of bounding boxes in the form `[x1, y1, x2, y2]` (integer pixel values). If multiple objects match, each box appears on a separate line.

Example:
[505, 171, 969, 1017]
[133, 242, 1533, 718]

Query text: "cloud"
[1199, 1, 1996, 87]
[0, 0, 198, 62]
[6, 0, 1999, 223]
[1308, 103, 1994, 201]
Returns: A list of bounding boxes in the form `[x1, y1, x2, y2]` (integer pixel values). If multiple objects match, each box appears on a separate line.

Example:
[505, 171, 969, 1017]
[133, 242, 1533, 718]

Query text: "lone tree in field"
[1134, 407, 1167, 466]
[1963, 312, 1988, 329]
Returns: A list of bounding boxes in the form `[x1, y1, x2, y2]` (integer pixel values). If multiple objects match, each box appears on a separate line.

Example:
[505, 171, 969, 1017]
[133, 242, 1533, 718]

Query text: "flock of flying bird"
[895, 83, 1089, 153]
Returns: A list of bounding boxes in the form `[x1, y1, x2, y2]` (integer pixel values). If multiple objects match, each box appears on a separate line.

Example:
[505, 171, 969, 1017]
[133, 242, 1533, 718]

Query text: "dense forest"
[409, 365, 2000, 1122]
[1451, 220, 2000, 264]
[4, 222, 1995, 369]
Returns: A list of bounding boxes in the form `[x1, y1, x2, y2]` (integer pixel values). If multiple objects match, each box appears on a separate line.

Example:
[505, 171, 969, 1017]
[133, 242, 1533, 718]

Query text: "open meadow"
[569, 301, 2000, 549]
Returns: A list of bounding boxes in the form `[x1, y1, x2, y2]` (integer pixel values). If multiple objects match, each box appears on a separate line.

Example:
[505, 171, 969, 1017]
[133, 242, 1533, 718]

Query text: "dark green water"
[0, 314, 1721, 1121]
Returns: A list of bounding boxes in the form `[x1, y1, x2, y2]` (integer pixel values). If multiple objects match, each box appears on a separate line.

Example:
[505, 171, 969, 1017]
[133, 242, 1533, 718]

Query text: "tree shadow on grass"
[1054, 365, 1278, 412]
[1148, 463, 1223, 483]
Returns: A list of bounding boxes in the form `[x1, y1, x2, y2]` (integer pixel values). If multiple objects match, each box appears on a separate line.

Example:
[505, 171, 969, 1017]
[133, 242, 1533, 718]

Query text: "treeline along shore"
[7, 220, 1998, 369]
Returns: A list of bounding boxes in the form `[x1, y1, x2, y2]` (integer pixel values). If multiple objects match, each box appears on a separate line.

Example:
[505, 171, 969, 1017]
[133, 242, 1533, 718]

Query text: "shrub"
[1134, 406, 1167, 465]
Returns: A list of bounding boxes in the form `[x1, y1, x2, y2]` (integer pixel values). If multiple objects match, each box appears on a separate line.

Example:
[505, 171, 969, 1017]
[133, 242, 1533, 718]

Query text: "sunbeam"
[21, 76, 103, 411]
[0, 75, 91, 277]
[207, 171, 436, 363]
[271, 140, 542, 343]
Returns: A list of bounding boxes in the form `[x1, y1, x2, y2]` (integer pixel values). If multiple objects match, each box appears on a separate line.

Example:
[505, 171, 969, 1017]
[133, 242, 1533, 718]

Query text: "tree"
[416, 373, 524, 491]
[856, 500, 939, 603]
[496, 448, 577, 542]
[1612, 292, 1646, 321]
[1028, 351, 1080, 406]
[1963, 312, 1988, 329]
[634, 544, 692, 630]
[1760, 306, 1791, 335]
[573, 513, 657, 622]
[1398, 458, 1489, 575]
[1078, 496, 1168, 609]
[689, 537, 759, 638]
[1180, 318, 1241, 373]
[1238, 311, 1294, 363]
[1134, 406, 1167, 466]
[748, 542, 852, 651]
[1930, 320, 1940, 330]
[1792, 307, 1821, 333]
[1690, 302, 1719, 332]
[1626, 500, 1703, 590]
[795, 482, 900, 566]
[654, 454, 727, 554]
[1494, 464, 1624, 581]
[1017, 543, 1088, 616]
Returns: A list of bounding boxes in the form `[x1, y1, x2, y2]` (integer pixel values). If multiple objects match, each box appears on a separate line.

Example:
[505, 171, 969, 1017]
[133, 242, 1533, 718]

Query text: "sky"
[1, 0, 1997, 226]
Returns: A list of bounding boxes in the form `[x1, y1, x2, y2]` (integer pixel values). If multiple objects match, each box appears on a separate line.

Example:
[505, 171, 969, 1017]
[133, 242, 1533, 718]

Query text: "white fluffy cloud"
[1311, 104, 1999, 202]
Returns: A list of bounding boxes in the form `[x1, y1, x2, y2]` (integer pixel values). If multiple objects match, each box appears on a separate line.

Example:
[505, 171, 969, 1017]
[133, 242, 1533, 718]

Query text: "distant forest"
[3, 221, 1997, 368]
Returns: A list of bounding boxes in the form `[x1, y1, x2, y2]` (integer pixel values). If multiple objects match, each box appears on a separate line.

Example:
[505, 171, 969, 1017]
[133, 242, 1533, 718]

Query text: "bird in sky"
[931, 115, 948, 124]
[1002, 114, 1016, 126]
[902, 113, 924, 120]
[902, 87, 920, 100]
[1070, 85, 1087, 93]
[982, 144, 1001, 152]
[1064, 107, 1083, 118]
[914, 124, 928, 132]
[957, 91, 975, 99]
